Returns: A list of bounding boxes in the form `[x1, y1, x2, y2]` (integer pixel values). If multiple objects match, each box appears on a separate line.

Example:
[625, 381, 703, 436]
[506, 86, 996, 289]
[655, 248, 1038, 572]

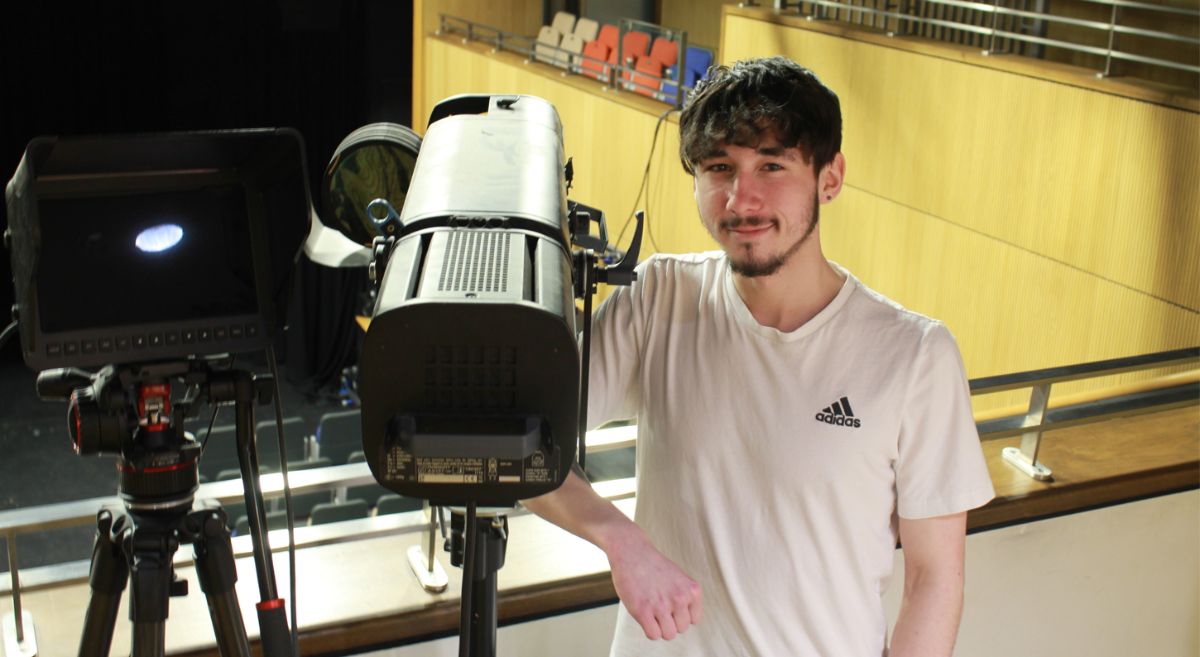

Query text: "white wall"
[368, 490, 1199, 656]
[940, 489, 1199, 657]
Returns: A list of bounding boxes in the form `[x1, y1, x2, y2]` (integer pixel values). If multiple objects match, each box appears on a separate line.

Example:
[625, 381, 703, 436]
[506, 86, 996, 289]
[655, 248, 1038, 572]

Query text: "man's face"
[693, 139, 821, 278]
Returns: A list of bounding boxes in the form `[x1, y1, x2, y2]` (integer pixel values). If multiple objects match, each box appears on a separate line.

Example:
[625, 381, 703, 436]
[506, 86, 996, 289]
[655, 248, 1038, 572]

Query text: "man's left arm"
[889, 512, 967, 657]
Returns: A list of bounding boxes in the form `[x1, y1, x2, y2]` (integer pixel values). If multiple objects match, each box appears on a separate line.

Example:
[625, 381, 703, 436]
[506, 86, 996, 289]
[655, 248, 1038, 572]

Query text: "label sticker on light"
[135, 224, 184, 253]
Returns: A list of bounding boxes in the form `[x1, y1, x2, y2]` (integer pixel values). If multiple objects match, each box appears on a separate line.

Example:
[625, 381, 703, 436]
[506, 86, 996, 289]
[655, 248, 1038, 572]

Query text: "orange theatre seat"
[647, 36, 679, 70]
[620, 30, 651, 66]
[581, 39, 611, 81]
[619, 31, 652, 87]
[597, 23, 619, 53]
[631, 57, 664, 98]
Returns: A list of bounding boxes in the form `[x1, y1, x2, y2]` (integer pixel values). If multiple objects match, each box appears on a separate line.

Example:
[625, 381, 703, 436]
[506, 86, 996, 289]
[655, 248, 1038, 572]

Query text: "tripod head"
[35, 357, 271, 511]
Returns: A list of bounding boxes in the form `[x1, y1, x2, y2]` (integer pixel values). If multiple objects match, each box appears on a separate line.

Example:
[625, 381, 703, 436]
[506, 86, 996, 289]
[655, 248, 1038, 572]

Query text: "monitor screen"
[35, 185, 258, 332]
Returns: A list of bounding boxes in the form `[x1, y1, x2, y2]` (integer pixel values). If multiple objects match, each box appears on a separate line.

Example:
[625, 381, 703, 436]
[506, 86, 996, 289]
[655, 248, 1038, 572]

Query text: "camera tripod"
[38, 360, 293, 657]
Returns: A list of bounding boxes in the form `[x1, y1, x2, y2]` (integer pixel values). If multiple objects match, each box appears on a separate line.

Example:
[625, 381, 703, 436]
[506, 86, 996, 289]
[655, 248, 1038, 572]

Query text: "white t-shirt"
[587, 252, 995, 657]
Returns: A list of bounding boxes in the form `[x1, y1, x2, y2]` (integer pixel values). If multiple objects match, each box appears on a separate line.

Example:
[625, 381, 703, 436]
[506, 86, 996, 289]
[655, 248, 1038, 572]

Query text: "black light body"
[358, 95, 579, 507]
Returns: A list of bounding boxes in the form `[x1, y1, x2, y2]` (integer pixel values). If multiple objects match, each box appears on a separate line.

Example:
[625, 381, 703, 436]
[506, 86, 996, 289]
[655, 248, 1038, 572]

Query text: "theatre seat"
[581, 39, 611, 81]
[620, 30, 650, 65]
[619, 31, 652, 87]
[376, 494, 423, 516]
[574, 17, 599, 43]
[315, 408, 362, 465]
[596, 23, 619, 53]
[535, 25, 562, 65]
[647, 36, 679, 69]
[561, 33, 586, 72]
[310, 499, 370, 526]
[631, 57, 664, 98]
[662, 45, 715, 102]
[550, 10, 576, 36]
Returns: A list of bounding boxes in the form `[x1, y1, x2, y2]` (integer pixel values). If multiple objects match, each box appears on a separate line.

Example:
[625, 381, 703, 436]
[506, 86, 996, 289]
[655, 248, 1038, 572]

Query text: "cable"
[614, 107, 677, 254]
[266, 344, 300, 657]
[199, 403, 221, 454]
[0, 320, 18, 354]
[200, 356, 237, 454]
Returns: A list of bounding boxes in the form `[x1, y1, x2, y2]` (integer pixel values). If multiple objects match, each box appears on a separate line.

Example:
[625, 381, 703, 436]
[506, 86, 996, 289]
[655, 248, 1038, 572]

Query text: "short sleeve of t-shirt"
[895, 323, 995, 519]
[585, 258, 657, 428]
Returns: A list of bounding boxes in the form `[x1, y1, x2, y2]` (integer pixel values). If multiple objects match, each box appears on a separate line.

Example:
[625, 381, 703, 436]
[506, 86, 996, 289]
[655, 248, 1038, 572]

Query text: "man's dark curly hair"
[679, 56, 842, 176]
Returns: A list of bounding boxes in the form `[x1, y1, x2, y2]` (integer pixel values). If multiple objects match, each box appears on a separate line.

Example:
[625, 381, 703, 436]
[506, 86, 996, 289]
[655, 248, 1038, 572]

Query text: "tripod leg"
[78, 510, 128, 657]
[130, 623, 166, 657]
[126, 521, 179, 657]
[189, 509, 251, 657]
[232, 374, 293, 657]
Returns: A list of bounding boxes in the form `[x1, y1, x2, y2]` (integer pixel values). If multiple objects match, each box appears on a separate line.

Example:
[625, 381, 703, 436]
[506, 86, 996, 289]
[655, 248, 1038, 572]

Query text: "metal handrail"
[971, 346, 1199, 394]
[971, 346, 1199, 480]
[439, 15, 693, 107]
[770, 0, 1199, 78]
[1067, 0, 1199, 16]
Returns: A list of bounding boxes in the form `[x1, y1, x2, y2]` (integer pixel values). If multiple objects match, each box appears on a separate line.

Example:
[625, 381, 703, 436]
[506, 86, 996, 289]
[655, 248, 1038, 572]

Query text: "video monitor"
[6, 129, 311, 370]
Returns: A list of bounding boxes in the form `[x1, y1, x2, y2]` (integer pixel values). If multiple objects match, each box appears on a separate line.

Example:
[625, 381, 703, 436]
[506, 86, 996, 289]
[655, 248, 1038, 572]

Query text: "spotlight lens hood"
[322, 123, 422, 246]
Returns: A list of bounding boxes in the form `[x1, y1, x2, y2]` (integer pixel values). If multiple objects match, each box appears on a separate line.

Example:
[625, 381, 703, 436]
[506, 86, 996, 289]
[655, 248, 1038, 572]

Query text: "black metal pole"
[578, 253, 595, 473]
[232, 373, 277, 603]
[469, 553, 499, 657]
[470, 512, 507, 657]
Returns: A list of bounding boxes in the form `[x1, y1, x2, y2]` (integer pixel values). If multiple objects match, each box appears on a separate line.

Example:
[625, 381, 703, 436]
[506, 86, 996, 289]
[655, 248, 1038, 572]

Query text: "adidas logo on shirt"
[815, 396, 861, 428]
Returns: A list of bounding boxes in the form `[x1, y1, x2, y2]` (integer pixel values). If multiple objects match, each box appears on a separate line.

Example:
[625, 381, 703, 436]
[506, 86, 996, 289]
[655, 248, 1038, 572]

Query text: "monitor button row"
[44, 324, 261, 358]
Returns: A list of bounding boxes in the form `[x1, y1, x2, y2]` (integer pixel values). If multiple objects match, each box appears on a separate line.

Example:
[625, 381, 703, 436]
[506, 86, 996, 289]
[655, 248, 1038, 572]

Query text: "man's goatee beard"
[728, 196, 820, 278]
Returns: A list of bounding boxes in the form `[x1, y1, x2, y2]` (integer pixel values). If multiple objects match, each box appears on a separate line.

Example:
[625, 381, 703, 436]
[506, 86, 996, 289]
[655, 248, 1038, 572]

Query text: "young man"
[525, 56, 994, 656]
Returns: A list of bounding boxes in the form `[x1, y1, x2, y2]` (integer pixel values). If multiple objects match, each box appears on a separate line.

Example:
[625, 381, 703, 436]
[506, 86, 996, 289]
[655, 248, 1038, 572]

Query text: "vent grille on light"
[438, 231, 510, 293]
[424, 345, 517, 410]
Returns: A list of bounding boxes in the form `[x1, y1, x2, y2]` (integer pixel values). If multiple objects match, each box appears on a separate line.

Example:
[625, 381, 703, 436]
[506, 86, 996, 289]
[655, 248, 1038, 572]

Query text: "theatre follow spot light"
[318, 94, 642, 507]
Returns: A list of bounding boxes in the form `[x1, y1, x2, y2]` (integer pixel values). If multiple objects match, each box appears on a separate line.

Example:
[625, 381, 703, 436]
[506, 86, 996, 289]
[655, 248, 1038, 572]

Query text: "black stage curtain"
[285, 259, 368, 398]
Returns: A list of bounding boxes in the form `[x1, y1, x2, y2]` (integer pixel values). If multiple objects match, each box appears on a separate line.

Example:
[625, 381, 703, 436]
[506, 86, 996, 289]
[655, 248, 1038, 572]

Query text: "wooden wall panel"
[723, 14, 1200, 312]
[414, 1, 546, 126]
[421, 0, 543, 41]
[660, 0, 728, 51]
[823, 188, 1199, 409]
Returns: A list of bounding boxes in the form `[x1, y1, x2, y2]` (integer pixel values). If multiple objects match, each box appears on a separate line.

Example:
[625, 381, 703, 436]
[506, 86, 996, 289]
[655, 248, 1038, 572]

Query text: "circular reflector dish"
[322, 123, 422, 246]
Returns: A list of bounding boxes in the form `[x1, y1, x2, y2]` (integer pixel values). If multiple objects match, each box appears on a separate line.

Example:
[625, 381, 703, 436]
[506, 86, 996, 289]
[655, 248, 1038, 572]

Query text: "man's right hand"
[522, 471, 702, 640]
[605, 525, 704, 640]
